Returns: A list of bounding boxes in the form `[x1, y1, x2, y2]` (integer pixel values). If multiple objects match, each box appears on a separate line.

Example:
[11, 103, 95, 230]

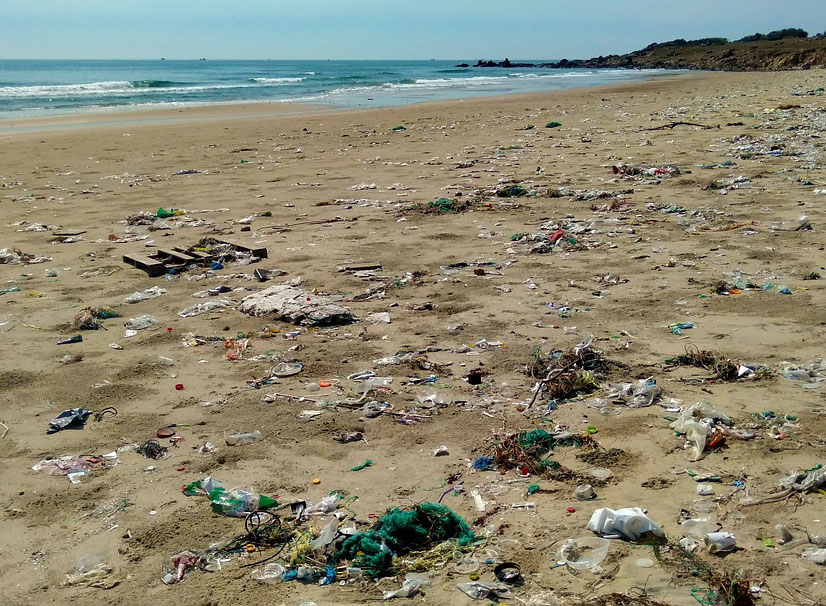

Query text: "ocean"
[0, 60, 680, 118]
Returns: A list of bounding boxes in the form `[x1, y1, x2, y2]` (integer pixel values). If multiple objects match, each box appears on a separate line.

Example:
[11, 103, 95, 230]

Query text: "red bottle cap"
[175, 383, 184, 390]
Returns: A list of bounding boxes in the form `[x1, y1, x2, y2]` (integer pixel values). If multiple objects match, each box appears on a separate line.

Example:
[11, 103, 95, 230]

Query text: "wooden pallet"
[156, 247, 201, 264]
[122, 253, 167, 277]
[124, 241, 267, 276]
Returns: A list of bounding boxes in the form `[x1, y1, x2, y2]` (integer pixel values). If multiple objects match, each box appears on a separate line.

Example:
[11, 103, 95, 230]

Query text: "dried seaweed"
[668, 345, 740, 381]
[666, 344, 772, 382]
[527, 336, 606, 406]
[492, 430, 600, 480]
[653, 542, 757, 606]
[569, 594, 669, 606]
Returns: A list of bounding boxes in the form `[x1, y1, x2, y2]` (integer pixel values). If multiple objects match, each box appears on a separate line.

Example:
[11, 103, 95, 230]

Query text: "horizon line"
[0, 57, 551, 62]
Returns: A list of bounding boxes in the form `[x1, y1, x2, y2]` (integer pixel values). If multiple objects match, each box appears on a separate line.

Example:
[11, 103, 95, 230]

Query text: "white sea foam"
[0, 77, 313, 99]
[507, 72, 593, 78]
[249, 77, 306, 84]
[0, 81, 138, 98]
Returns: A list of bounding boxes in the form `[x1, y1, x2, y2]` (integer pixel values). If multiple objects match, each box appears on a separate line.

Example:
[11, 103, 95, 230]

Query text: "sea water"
[0, 59, 680, 118]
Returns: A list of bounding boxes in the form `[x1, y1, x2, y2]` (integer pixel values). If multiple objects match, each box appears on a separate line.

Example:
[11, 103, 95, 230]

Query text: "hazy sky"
[5, 1, 825, 60]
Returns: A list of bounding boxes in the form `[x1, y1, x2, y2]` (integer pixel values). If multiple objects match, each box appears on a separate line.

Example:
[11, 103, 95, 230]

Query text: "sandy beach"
[2, 69, 826, 606]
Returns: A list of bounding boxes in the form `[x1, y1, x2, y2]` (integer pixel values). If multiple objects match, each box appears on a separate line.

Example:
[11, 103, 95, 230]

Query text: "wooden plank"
[337, 262, 383, 272]
[123, 253, 166, 277]
[52, 230, 87, 236]
[213, 237, 268, 259]
[182, 248, 212, 260]
[156, 248, 198, 263]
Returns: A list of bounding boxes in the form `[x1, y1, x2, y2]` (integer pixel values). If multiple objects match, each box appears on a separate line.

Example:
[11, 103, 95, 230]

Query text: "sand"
[2, 70, 826, 606]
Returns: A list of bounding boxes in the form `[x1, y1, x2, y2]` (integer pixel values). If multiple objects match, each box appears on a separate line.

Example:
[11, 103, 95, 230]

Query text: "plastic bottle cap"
[312, 478, 321, 485]
[175, 384, 184, 390]
[566, 507, 576, 513]
[318, 380, 332, 388]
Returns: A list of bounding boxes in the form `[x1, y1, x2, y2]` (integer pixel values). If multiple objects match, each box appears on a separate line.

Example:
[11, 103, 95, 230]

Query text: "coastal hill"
[469, 28, 826, 71]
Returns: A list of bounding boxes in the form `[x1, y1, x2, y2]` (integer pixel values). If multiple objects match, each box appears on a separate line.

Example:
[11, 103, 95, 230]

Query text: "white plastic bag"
[124, 286, 166, 303]
[457, 581, 512, 600]
[383, 573, 431, 599]
[124, 314, 158, 330]
[310, 518, 339, 550]
[178, 299, 232, 318]
[304, 494, 341, 516]
[669, 400, 730, 461]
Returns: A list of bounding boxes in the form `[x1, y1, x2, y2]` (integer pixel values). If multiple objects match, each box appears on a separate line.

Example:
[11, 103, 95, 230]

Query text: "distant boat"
[199, 58, 206, 61]
[160, 57, 166, 61]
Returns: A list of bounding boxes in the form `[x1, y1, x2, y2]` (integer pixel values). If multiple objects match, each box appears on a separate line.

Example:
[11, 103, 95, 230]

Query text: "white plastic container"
[705, 531, 736, 553]
[558, 537, 610, 570]
[250, 562, 285, 583]
[588, 507, 665, 541]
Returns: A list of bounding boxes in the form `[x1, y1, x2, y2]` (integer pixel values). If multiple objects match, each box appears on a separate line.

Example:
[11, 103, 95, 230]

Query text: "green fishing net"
[516, 429, 555, 449]
[428, 197, 453, 212]
[517, 429, 586, 450]
[336, 502, 475, 576]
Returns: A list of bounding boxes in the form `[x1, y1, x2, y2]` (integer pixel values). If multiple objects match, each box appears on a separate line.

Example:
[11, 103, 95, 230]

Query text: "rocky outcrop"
[473, 58, 536, 68]
[468, 35, 826, 72]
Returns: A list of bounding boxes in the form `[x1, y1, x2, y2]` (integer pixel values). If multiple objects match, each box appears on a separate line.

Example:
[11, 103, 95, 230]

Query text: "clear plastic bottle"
[225, 430, 261, 446]
[210, 487, 276, 517]
[680, 515, 718, 539]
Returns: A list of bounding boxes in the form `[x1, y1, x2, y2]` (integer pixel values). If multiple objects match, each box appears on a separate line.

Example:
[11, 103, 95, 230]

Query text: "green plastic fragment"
[496, 184, 527, 197]
[351, 459, 373, 472]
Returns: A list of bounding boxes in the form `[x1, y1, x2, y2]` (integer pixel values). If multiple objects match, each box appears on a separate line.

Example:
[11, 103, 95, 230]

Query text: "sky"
[3, 0, 825, 60]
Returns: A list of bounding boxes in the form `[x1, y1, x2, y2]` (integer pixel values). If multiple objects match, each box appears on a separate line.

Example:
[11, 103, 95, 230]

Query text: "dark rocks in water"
[474, 58, 540, 68]
[454, 63, 469, 67]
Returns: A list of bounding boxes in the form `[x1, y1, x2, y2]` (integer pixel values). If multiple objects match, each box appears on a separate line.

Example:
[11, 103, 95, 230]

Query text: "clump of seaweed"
[568, 594, 670, 606]
[666, 344, 773, 381]
[526, 335, 607, 405]
[652, 541, 757, 606]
